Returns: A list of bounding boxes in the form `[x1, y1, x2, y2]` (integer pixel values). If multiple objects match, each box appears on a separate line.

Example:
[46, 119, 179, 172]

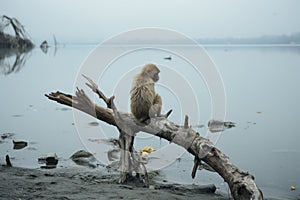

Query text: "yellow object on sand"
[142, 146, 156, 153]
[140, 151, 149, 156]
[139, 146, 156, 156]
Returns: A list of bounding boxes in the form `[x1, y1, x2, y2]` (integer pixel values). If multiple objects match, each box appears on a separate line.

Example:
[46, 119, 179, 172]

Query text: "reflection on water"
[0, 48, 32, 75]
[0, 41, 61, 75]
[39, 40, 49, 54]
[0, 45, 299, 199]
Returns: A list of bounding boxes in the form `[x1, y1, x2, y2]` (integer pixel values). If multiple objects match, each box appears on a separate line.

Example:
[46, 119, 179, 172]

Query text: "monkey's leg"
[149, 94, 162, 118]
[151, 95, 173, 119]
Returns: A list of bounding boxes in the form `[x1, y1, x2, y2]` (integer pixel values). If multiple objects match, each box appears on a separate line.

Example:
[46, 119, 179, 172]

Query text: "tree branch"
[45, 77, 263, 200]
[82, 74, 114, 108]
[45, 90, 116, 126]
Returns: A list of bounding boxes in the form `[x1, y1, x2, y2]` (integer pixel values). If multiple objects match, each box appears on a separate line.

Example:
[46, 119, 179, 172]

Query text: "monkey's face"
[152, 71, 159, 82]
[142, 64, 160, 82]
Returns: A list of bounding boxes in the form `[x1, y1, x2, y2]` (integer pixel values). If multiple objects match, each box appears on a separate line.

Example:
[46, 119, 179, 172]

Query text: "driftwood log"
[45, 75, 263, 200]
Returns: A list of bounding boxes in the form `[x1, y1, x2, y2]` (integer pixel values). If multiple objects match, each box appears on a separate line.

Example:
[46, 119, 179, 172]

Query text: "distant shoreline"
[47, 42, 300, 47]
[48, 32, 300, 47]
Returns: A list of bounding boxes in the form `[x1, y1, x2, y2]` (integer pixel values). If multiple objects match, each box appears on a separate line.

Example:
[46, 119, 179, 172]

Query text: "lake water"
[0, 44, 299, 199]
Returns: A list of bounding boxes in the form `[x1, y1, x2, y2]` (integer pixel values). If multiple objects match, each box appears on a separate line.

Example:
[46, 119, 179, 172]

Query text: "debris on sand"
[1, 132, 15, 140]
[139, 146, 156, 163]
[38, 153, 58, 169]
[107, 148, 120, 162]
[5, 155, 12, 167]
[13, 140, 28, 150]
[70, 150, 97, 168]
[208, 119, 236, 133]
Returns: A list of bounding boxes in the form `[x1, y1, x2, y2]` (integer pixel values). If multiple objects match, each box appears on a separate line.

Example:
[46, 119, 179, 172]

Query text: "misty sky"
[1, 0, 300, 43]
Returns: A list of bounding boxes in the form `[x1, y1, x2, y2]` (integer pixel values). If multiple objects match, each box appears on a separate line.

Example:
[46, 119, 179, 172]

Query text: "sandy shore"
[0, 166, 227, 200]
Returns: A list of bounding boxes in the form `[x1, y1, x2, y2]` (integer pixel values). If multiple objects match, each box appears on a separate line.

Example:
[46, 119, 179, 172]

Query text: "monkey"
[130, 64, 162, 122]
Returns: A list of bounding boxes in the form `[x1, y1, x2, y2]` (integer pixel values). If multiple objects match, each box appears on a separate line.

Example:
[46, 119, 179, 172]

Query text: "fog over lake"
[1, 1, 300, 199]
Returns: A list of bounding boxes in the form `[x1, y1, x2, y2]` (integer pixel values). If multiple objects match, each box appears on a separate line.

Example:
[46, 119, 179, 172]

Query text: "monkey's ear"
[141, 67, 149, 75]
[145, 67, 152, 74]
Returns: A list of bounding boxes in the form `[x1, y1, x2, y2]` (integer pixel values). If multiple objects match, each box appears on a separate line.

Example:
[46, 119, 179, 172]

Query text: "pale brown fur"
[130, 64, 162, 122]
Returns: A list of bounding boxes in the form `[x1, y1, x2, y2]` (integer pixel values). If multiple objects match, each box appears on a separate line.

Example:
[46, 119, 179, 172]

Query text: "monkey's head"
[141, 64, 160, 82]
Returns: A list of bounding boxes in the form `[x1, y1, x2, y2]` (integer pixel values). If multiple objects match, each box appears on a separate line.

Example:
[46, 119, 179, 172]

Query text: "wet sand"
[0, 166, 227, 200]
